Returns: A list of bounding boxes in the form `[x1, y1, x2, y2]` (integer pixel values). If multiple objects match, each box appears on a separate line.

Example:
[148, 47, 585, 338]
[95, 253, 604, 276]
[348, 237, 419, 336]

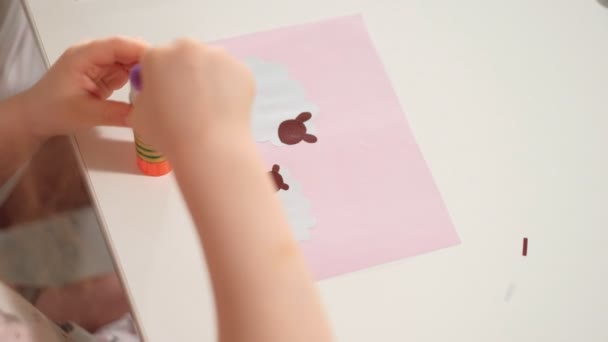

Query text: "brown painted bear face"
[269, 164, 289, 192]
[278, 112, 318, 145]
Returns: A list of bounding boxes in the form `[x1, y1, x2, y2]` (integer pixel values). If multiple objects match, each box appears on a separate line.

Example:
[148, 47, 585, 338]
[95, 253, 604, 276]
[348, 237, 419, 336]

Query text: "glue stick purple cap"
[129, 64, 142, 91]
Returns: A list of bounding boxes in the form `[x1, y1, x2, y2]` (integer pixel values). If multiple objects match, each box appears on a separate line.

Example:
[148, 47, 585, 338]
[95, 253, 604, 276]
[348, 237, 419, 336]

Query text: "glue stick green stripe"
[129, 64, 171, 176]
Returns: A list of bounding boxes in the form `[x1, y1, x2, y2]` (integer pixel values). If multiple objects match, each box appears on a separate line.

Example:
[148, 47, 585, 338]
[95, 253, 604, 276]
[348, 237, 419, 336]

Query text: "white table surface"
[23, 0, 608, 341]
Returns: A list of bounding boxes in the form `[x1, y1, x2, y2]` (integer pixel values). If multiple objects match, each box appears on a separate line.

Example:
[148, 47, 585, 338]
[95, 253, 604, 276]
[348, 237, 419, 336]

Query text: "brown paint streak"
[522, 237, 528, 256]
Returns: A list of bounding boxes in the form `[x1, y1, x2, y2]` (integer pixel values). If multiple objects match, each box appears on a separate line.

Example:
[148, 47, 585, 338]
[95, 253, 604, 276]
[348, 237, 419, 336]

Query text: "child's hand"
[129, 39, 255, 157]
[20, 37, 147, 140]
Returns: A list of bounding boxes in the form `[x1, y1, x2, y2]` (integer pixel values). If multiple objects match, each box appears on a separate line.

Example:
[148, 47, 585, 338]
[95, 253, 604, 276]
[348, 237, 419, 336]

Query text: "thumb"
[80, 98, 132, 128]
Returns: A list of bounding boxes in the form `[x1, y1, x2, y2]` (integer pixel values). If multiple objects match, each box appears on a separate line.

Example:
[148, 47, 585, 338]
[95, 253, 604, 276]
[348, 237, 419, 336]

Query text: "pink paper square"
[216, 15, 460, 279]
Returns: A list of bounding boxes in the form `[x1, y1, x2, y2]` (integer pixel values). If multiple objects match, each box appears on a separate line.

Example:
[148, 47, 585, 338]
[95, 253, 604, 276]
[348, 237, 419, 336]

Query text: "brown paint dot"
[278, 112, 318, 145]
[269, 164, 289, 192]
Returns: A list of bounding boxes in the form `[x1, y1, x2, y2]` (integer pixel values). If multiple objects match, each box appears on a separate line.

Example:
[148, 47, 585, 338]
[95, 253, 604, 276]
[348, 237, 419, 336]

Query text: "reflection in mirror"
[0, 1, 139, 340]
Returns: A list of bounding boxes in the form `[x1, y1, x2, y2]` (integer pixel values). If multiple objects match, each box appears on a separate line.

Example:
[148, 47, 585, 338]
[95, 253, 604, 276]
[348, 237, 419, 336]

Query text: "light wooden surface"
[24, 0, 608, 341]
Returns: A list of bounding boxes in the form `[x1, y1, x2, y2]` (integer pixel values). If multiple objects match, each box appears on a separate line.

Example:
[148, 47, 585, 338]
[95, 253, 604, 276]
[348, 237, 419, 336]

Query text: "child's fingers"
[101, 64, 131, 92]
[83, 64, 132, 99]
[77, 98, 132, 128]
[72, 37, 148, 69]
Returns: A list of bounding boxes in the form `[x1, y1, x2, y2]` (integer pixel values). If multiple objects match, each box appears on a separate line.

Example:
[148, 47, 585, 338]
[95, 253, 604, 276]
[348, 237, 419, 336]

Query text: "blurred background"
[1, 0, 134, 337]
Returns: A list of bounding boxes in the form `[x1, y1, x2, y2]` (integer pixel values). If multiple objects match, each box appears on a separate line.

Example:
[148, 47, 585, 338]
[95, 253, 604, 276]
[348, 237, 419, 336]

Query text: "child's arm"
[131, 40, 333, 342]
[175, 131, 333, 342]
[0, 37, 146, 185]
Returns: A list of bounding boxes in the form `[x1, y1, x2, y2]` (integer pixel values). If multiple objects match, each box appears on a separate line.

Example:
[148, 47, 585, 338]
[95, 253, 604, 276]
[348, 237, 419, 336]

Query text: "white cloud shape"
[246, 58, 318, 146]
[272, 166, 316, 241]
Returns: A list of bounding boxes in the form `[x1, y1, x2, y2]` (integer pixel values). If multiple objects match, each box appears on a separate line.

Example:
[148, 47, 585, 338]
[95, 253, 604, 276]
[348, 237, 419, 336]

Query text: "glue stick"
[129, 64, 172, 176]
